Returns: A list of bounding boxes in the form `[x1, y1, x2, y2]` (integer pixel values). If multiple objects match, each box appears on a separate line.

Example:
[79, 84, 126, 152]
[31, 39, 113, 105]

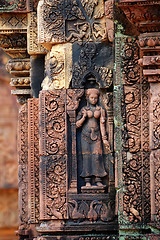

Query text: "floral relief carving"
[121, 38, 150, 224]
[65, 0, 85, 20]
[152, 100, 160, 149]
[150, 150, 160, 222]
[39, 90, 66, 156]
[39, 90, 67, 220]
[46, 155, 67, 219]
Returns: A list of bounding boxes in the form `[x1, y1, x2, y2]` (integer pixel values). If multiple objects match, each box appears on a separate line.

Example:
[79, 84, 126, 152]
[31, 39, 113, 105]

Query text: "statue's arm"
[100, 108, 107, 138]
[100, 108, 111, 153]
[76, 108, 87, 128]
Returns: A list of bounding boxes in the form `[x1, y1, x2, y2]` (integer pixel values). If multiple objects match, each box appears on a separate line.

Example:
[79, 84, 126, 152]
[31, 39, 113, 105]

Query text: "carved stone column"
[118, 0, 160, 237]
[66, 89, 84, 193]
[0, 8, 32, 104]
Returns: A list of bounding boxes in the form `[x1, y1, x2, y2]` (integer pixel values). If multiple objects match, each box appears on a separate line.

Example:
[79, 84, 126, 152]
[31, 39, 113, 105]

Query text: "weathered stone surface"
[37, 0, 107, 48]
[27, 12, 48, 55]
[150, 83, 160, 150]
[105, 0, 114, 43]
[28, 98, 40, 223]
[138, 32, 160, 83]
[39, 90, 67, 221]
[116, 37, 150, 225]
[42, 44, 72, 90]
[18, 103, 28, 224]
[71, 42, 113, 89]
[7, 58, 32, 104]
[150, 149, 160, 222]
[0, 13, 27, 31]
[118, 0, 160, 32]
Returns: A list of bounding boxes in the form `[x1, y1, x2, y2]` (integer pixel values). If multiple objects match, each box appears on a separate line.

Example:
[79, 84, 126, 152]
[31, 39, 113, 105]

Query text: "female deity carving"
[76, 88, 111, 187]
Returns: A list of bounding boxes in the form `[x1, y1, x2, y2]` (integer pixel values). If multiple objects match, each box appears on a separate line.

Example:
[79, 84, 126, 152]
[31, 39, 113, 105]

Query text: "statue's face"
[88, 93, 98, 105]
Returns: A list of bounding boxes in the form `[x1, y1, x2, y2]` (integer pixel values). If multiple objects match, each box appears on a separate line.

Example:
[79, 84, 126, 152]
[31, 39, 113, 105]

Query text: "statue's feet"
[96, 181, 104, 187]
[85, 182, 91, 187]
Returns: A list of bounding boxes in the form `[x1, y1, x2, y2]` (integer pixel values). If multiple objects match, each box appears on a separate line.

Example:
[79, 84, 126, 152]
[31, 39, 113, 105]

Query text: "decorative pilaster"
[0, 12, 32, 104]
[118, 0, 160, 236]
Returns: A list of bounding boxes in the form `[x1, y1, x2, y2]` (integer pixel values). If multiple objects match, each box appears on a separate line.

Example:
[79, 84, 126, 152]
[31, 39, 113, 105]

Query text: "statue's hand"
[103, 140, 111, 153]
[82, 109, 87, 118]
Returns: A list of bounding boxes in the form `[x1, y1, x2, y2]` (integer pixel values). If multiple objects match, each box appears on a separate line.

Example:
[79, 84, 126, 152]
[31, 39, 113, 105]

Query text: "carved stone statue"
[76, 88, 111, 189]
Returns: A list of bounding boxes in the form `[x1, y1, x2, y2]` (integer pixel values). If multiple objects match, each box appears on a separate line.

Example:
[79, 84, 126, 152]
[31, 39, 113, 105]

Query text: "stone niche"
[22, 87, 116, 239]
[38, 87, 116, 235]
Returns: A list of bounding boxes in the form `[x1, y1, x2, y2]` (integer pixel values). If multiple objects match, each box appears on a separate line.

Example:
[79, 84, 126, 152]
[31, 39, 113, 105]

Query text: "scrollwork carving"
[46, 155, 66, 219]
[38, 0, 65, 45]
[39, 90, 67, 220]
[121, 38, 150, 224]
[152, 100, 160, 149]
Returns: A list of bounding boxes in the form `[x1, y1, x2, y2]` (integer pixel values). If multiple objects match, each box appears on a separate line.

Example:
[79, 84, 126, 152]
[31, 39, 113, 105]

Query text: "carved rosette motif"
[28, 99, 40, 223]
[39, 90, 67, 220]
[121, 38, 150, 223]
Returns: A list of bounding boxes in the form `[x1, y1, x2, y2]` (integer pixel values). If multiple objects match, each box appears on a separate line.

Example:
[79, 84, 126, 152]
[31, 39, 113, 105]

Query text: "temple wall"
[0, 1, 160, 239]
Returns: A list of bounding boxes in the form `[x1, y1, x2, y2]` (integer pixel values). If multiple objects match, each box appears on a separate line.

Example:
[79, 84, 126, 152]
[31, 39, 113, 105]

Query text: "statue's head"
[86, 88, 100, 106]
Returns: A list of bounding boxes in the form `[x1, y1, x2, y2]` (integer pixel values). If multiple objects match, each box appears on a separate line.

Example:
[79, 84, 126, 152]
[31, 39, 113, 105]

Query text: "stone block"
[42, 43, 72, 90]
[27, 12, 48, 55]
